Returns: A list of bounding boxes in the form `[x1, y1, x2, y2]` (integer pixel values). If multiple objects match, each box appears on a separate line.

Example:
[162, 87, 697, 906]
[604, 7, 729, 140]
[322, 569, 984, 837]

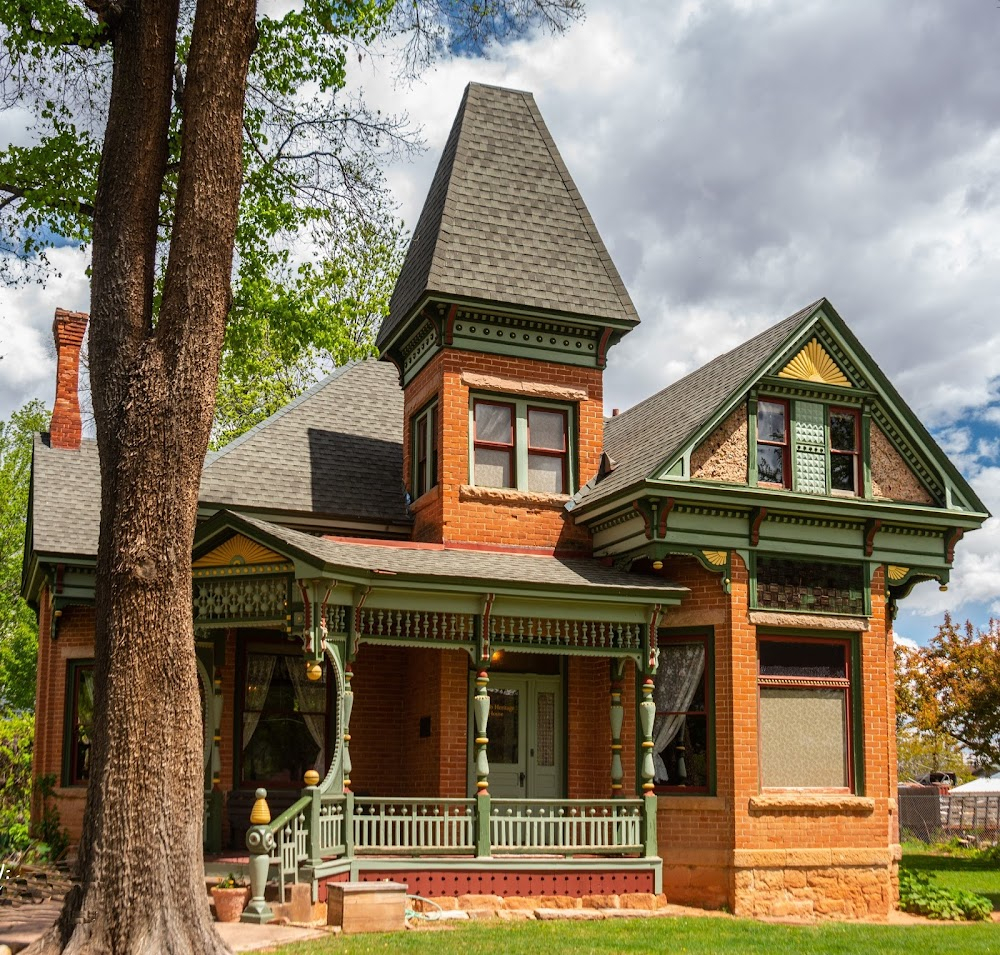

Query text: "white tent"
[950, 772, 1000, 793]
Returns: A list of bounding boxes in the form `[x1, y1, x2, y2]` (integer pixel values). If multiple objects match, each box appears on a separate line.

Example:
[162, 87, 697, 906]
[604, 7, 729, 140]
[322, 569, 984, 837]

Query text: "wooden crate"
[327, 881, 407, 934]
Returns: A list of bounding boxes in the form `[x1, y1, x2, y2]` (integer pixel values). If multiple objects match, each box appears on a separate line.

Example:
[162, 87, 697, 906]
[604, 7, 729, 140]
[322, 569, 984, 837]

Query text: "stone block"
[619, 892, 661, 910]
[457, 893, 503, 911]
[327, 881, 407, 934]
[581, 894, 620, 909]
[535, 908, 604, 920]
[283, 882, 313, 923]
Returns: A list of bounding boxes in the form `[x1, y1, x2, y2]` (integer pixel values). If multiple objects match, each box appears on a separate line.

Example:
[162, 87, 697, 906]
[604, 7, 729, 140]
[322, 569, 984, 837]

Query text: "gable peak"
[778, 337, 851, 388]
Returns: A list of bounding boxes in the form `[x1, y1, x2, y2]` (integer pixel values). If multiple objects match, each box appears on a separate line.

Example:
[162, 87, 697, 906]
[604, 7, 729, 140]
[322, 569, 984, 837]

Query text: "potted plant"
[210, 873, 250, 923]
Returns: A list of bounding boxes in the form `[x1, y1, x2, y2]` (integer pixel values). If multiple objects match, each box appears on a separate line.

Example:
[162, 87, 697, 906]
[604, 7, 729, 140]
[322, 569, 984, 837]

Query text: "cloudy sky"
[1, 0, 999, 643]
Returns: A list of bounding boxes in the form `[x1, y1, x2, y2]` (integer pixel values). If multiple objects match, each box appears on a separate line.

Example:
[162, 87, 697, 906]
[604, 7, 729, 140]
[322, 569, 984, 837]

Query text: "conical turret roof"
[378, 82, 638, 350]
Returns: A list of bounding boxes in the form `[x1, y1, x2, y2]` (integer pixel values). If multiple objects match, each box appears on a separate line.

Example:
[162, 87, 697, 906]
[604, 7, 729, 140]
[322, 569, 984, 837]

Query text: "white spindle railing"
[319, 797, 346, 854]
[489, 799, 643, 855]
[353, 798, 476, 855]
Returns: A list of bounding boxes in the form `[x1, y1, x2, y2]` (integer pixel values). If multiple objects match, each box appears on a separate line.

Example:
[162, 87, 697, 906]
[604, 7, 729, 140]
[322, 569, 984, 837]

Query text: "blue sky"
[1, 0, 998, 644]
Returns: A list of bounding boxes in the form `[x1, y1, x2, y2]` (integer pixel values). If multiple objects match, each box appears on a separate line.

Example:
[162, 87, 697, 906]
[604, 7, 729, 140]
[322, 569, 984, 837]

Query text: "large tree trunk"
[26, 1, 257, 952]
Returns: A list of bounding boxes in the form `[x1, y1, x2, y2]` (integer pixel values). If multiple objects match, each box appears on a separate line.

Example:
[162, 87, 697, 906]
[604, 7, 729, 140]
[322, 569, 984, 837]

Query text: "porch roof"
[210, 511, 686, 600]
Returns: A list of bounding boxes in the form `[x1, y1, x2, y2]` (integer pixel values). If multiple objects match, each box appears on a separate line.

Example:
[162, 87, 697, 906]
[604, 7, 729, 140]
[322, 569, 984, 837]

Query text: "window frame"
[411, 398, 439, 500]
[828, 406, 861, 496]
[470, 395, 575, 494]
[650, 631, 715, 796]
[756, 635, 858, 793]
[235, 637, 333, 790]
[63, 659, 95, 787]
[755, 397, 790, 489]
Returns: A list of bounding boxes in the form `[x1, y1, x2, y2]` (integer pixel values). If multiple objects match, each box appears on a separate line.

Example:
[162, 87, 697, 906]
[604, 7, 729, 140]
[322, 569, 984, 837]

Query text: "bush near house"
[0, 713, 67, 860]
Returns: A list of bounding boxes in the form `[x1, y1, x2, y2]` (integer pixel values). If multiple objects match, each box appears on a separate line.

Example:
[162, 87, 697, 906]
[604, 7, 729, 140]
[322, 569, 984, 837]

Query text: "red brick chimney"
[50, 308, 88, 450]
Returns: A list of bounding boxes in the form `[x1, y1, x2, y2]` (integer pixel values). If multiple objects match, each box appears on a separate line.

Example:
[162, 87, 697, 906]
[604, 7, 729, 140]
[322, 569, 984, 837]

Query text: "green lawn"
[901, 849, 1000, 911]
[270, 917, 999, 955]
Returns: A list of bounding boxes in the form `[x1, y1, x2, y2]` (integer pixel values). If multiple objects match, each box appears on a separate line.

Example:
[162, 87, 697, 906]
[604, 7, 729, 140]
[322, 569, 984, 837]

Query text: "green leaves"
[898, 867, 992, 922]
[0, 400, 48, 713]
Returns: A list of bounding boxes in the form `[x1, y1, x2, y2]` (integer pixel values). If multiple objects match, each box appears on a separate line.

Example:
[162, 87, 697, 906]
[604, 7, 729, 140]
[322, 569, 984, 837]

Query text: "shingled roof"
[28, 361, 411, 561]
[199, 360, 408, 524]
[572, 300, 824, 510]
[228, 512, 684, 597]
[30, 435, 101, 558]
[378, 82, 638, 350]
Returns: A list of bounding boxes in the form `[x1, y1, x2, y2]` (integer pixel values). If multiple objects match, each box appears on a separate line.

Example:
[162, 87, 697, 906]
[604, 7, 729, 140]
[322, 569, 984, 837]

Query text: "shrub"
[898, 867, 992, 921]
[0, 714, 68, 861]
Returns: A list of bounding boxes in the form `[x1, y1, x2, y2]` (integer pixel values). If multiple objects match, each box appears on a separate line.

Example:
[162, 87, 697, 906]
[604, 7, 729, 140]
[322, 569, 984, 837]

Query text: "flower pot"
[211, 886, 250, 923]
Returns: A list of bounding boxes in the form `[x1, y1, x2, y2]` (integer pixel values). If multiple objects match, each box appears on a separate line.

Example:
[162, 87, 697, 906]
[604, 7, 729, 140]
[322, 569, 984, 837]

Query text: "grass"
[901, 848, 1000, 912]
[266, 849, 1000, 955]
[268, 917, 1000, 955]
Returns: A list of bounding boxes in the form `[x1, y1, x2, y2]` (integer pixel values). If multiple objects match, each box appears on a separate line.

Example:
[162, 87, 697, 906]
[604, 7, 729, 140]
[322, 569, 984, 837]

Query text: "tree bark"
[26, 0, 257, 952]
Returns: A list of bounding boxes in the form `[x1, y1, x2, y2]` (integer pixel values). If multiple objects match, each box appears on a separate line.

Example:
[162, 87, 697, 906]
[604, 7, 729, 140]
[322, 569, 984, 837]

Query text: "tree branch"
[0, 182, 95, 218]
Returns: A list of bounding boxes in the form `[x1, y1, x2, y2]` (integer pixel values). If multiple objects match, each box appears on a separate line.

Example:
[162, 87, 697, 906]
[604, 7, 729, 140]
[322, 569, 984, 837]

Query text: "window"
[239, 648, 330, 787]
[65, 661, 94, 785]
[412, 400, 438, 498]
[758, 639, 852, 790]
[755, 556, 866, 615]
[651, 636, 710, 792]
[756, 399, 789, 487]
[829, 407, 859, 494]
[472, 398, 571, 494]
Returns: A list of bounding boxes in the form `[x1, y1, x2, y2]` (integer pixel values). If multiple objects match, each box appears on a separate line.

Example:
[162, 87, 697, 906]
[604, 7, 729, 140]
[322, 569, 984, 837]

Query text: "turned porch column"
[473, 668, 491, 857]
[610, 660, 625, 797]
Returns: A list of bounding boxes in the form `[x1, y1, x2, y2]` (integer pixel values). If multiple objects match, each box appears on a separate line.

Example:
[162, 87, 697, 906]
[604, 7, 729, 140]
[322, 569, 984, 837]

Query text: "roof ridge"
[610, 298, 824, 428]
[520, 91, 638, 322]
[204, 360, 369, 467]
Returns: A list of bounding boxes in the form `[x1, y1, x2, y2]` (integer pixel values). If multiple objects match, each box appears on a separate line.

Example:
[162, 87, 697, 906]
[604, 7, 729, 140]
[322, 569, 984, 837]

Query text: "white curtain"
[651, 643, 705, 782]
[242, 653, 276, 750]
[287, 656, 327, 772]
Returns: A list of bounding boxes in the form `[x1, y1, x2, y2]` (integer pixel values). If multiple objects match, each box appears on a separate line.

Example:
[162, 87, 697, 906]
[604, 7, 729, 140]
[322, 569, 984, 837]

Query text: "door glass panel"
[487, 687, 519, 764]
[536, 691, 555, 766]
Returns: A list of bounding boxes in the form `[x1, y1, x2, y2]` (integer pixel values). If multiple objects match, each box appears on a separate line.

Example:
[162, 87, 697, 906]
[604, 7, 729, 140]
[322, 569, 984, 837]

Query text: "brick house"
[23, 82, 987, 919]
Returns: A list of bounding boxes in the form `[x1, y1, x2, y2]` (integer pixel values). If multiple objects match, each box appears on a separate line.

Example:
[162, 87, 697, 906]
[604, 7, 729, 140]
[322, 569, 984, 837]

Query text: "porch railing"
[489, 798, 643, 855]
[251, 789, 655, 880]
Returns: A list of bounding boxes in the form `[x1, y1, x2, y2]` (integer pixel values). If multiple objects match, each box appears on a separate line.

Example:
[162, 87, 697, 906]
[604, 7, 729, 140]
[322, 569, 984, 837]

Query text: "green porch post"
[242, 789, 276, 924]
[304, 771, 322, 867]
[639, 676, 658, 857]
[610, 661, 625, 797]
[474, 669, 492, 857]
[343, 664, 355, 859]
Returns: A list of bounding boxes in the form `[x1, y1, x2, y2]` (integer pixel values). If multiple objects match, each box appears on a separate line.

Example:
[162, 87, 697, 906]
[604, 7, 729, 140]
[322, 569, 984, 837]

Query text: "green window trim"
[469, 394, 576, 494]
[62, 659, 94, 787]
[750, 394, 872, 499]
[411, 398, 439, 500]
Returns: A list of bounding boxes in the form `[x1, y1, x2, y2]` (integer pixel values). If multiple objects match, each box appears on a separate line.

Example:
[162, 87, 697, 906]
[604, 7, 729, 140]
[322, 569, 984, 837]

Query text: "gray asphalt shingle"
[378, 82, 639, 350]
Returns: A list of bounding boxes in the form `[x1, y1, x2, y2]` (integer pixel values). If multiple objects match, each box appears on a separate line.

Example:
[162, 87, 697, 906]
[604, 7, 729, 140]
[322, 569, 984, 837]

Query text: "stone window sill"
[749, 793, 875, 814]
[459, 485, 570, 507]
[748, 610, 869, 632]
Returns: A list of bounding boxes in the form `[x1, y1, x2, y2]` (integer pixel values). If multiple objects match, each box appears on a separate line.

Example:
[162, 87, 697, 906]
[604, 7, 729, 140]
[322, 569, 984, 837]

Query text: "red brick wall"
[402, 349, 603, 552]
[31, 593, 95, 842]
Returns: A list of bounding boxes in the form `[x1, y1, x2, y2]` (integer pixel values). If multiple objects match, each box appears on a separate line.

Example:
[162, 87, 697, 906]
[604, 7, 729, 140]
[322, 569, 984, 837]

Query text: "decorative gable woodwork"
[778, 338, 851, 387]
[193, 534, 288, 572]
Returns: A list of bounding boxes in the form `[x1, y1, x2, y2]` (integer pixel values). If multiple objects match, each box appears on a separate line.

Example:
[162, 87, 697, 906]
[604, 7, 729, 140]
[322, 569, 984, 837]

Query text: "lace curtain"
[651, 643, 705, 782]
[242, 653, 276, 750]
[286, 656, 327, 772]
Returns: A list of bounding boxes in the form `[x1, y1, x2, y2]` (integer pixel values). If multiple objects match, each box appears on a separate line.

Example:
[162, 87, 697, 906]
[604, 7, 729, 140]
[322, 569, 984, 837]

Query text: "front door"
[479, 674, 562, 799]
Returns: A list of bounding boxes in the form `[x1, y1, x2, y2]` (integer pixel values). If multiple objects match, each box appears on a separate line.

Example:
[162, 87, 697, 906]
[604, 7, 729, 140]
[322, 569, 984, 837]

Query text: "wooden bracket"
[597, 327, 614, 368]
[633, 500, 653, 540]
[945, 528, 965, 564]
[749, 506, 767, 547]
[864, 518, 881, 558]
[443, 303, 457, 346]
[480, 592, 496, 664]
[658, 498, 675, 539]
[646, 603, 662, 673]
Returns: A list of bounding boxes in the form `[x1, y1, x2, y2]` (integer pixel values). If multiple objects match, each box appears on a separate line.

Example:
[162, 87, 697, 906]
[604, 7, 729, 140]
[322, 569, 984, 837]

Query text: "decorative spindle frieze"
[489, 615, 642, 652]
[192, 575, 288, 627]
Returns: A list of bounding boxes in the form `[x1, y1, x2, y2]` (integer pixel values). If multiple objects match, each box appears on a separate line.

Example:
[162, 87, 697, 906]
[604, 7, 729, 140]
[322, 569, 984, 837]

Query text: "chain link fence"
[899, 785, 1000, 846]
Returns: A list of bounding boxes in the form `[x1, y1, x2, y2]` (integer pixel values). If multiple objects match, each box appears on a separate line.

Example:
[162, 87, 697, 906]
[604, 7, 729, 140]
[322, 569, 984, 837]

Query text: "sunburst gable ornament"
[778, 339, 850, 387]
[193, 534, 284, 568]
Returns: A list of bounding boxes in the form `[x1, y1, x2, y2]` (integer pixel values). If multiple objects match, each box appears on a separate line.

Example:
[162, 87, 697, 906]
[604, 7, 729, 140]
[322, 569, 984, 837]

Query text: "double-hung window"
[758, 638, 853, 790]
[412, 400, 438, 499]
[472, 398, 571, 494]
[829, 407, 860, 494]
[756, 399, 789, 487]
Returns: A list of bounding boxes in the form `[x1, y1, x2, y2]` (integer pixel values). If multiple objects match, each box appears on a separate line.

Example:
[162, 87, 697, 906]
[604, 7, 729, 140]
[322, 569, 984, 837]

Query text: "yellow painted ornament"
[306, 660, 323, 682]
[304, 770, 320, 787]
